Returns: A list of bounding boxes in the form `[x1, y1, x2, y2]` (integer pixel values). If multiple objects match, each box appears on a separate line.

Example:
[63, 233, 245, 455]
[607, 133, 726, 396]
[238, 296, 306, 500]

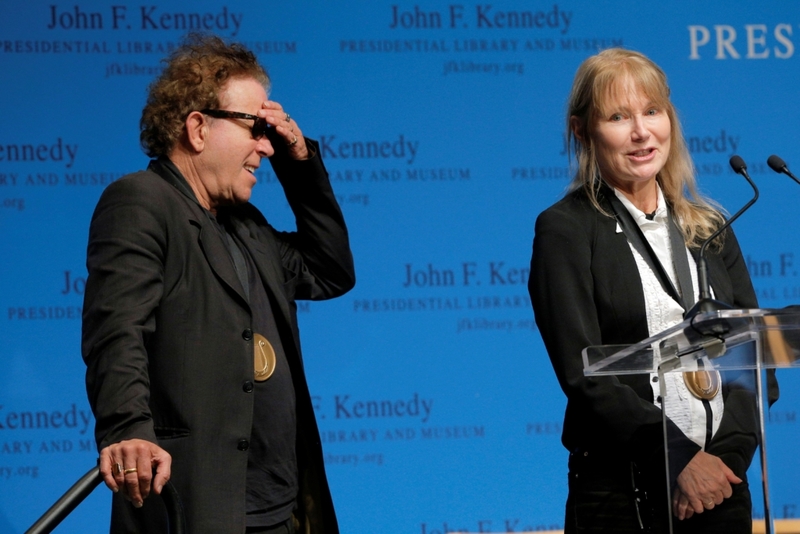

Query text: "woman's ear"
[569, 115, 585, 143]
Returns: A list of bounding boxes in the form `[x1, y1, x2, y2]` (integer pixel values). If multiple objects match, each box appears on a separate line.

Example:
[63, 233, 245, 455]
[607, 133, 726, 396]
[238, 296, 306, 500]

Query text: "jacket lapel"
[148, 158, 249, 305]
[196, 220, 250, 305]
[230, 217, 292, 323]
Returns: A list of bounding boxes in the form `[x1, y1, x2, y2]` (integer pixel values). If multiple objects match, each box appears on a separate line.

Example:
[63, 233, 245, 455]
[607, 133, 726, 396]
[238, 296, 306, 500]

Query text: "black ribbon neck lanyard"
[606, 191, 695, 314]
[606, 189, 717, 449]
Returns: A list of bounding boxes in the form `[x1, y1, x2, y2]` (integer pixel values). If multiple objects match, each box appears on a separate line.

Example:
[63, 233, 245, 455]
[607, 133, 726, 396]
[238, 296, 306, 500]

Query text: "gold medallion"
[253, 333, 276, 382]
[683, 370, 721, 400]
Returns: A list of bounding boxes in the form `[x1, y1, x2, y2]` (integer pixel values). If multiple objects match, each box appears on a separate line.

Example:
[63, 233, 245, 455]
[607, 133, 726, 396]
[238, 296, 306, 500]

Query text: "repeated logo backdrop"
[1, 1, 799, 532]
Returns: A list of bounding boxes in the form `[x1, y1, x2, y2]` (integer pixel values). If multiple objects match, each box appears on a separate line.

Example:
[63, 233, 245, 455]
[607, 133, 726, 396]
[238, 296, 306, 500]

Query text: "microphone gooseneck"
[767, 154, 800, 185]
[685, 155, 759, 322]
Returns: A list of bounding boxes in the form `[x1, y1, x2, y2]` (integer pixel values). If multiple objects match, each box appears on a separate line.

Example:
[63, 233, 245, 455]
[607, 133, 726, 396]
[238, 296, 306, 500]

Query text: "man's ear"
[184, 111, 208, 153]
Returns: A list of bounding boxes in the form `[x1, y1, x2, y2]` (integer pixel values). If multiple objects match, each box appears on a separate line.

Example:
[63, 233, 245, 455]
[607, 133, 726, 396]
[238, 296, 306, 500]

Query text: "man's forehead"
[218, 77, 268, 107]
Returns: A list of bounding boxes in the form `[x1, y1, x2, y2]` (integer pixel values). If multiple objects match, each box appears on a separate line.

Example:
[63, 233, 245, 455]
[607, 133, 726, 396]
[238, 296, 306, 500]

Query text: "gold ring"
[123, 467, 138, 475]
[284, 113, 291, 122]
[112, 463, 123, 476]
[289, 135, 298, 147]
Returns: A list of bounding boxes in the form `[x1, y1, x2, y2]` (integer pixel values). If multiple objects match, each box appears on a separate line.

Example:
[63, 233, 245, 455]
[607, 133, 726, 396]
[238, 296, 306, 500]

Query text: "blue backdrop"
[1, 1, 799, 532]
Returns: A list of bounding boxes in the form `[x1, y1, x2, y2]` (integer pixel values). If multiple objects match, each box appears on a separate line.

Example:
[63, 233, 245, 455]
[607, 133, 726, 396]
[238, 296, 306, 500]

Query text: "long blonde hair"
[566, 48, 724, 249]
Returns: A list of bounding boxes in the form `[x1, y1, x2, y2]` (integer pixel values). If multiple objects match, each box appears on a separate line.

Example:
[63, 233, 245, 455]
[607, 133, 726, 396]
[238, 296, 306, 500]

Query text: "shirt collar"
[612, 183, 667, 225]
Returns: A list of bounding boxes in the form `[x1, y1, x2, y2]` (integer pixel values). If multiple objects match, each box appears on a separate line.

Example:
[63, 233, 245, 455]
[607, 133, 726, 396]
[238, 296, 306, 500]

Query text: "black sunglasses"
[200, 109, 273, 140]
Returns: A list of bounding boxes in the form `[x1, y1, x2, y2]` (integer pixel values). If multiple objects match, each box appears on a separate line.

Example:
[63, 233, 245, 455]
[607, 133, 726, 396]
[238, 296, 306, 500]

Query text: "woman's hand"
[673, 451, 740, 520]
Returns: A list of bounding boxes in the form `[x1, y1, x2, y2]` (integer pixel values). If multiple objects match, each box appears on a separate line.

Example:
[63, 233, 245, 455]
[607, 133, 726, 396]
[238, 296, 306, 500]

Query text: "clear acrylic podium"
[582, 307, 800, 534]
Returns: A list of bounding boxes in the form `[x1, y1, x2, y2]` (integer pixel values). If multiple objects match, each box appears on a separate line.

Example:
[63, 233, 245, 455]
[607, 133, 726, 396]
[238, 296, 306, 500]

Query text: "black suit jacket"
[82, 142, 355, 534]
[529, 186, 768, 483]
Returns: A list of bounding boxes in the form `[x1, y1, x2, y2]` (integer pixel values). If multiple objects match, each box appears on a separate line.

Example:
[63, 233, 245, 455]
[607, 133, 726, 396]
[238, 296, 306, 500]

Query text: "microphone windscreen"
[729, 155, 747, 173]
[767, 154, 787, 173]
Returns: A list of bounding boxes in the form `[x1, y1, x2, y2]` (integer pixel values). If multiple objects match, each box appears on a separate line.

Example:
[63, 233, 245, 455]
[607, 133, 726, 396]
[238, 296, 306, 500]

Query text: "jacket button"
[243, 381, 254, 393]
[242, 328, 253, 341]
[237, 439, 249, 451]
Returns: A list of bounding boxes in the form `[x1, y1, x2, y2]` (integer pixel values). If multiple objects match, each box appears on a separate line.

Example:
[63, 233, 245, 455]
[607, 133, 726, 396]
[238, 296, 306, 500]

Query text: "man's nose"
[256, 137, 275, 158]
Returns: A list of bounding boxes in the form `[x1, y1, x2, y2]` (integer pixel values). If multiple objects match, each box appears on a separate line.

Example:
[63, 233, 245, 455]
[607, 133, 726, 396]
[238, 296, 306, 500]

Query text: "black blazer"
[529, 186, 767, 482]
[82, 142, 355, 534]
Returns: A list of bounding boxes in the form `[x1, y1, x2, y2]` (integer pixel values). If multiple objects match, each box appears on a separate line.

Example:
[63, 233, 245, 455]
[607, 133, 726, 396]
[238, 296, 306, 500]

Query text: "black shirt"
[215, 211, 298, 528]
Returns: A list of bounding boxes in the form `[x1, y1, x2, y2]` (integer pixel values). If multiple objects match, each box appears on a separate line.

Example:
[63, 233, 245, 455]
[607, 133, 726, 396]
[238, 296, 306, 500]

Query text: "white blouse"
[613, 186, 723, 449]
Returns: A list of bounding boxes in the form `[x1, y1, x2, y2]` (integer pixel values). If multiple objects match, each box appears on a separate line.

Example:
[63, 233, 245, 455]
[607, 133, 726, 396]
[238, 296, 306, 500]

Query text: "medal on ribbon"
[683, 370, 721, 400]
[253, 333, 276, 382]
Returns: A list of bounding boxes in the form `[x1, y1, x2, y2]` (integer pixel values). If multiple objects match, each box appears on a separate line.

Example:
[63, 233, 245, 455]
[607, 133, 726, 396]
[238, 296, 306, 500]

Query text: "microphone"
[767, 154, 800, 185]
[685, 155, 759, 326]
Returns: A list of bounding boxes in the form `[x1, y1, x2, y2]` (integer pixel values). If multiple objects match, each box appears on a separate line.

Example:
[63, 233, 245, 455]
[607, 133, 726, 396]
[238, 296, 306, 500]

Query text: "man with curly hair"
[82, 33, 355, 534]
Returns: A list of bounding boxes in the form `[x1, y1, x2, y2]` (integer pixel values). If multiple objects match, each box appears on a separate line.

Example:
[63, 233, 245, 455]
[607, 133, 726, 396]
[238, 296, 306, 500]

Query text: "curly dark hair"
[140, 33, 269, 157]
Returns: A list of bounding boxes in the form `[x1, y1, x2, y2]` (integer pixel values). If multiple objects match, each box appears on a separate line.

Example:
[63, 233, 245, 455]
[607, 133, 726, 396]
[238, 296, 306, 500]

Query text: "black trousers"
[564, 450, 752, 534]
